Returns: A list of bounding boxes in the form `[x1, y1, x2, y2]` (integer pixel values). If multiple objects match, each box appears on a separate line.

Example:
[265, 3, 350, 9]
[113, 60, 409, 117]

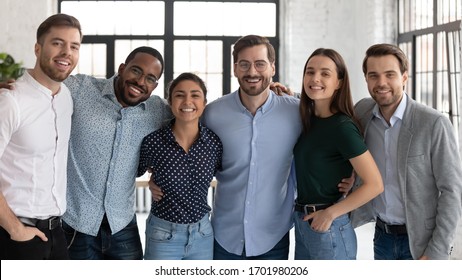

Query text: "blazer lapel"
[396, 96, 415, 200]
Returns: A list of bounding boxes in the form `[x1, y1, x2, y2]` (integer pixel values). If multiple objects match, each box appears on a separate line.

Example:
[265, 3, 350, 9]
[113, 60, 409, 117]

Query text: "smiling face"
[365, 54, 408, 111]
[303, 55, 341, 104]
[115, 52, 162, 107]
[169, 79, 206, 124]
[35, 26, 81, 82]
[234, 44, 275, 97]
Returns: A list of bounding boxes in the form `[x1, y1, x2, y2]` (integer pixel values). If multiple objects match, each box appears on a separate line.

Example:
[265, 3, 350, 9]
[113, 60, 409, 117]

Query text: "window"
[398, 0, 461, 142]
[59, 0, 279, 101]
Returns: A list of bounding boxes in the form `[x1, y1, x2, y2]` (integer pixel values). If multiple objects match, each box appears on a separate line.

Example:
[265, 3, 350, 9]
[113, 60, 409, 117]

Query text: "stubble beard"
[239, 76, 271, 97]
[40, 55, 73, 82]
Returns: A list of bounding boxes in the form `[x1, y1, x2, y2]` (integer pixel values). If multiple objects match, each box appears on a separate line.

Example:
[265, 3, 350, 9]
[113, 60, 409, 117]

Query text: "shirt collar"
[166, 119, 209, 144]
[24, 70, 55, 97]
[234, 88, 273, 114]
[372, 93, 407, 126]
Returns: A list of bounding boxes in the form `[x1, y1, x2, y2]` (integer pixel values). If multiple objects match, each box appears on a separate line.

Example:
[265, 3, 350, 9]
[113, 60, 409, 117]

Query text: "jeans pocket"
[199, 220, 213, 238]
[338, 220, 357, 260]
[150, 228, 173, 242]
[7, 236, 46, 259]
[61, 221, 77, 248]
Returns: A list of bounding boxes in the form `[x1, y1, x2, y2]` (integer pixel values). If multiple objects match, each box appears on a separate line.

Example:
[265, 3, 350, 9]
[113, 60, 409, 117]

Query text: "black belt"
[376, 217, 407, 235]
[19, 216, 62, 231]
[295, 203, 333, 215]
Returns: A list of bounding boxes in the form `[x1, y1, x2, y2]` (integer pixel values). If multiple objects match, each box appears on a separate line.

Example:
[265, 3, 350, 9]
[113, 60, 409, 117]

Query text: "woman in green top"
[293, 48, 383, 260]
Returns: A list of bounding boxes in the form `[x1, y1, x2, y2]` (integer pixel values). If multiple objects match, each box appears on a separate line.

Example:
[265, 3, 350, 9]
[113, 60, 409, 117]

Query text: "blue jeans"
[144, 213, 213, 260]
[213, 231, 290, 260]
[293, 212, 357, 260]
[62, 214, 143, 260]
[374, 225, 413, 260]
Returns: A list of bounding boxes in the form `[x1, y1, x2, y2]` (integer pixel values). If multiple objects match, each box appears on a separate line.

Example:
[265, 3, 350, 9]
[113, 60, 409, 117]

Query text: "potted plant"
[0, 52, 25, 82]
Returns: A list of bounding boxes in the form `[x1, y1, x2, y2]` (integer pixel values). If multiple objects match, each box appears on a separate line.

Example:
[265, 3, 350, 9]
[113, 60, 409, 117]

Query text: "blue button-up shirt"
[63, 74, 172, 235]
[367, 94, 407, 225]
[137, 120, 222, 224]
[202, 90, 301, 256]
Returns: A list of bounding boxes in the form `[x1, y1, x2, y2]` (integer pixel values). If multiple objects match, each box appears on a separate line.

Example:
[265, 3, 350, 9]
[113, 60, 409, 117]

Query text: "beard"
[114, 77, 150, 107]
[39, 55, 73, 82]
[238, 75, 271, 97]
[371, 87, 402, 108]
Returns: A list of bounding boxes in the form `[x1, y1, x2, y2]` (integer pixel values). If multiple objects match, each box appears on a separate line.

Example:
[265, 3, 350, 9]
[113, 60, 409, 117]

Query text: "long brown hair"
[299, 48, 360, 134]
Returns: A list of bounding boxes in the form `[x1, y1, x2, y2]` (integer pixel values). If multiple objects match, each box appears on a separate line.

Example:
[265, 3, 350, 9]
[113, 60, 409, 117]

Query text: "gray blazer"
[350, 95, 462, 260]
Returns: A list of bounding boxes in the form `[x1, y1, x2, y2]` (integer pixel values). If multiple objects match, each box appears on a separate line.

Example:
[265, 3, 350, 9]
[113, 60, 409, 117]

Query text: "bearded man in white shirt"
[0, 13, 82, 260]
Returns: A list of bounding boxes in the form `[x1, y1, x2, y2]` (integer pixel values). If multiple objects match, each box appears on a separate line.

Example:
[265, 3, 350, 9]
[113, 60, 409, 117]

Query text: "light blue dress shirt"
[202, 90, 301, 256]
[62, 74, 172, 236]
[367, 94, 407, 225]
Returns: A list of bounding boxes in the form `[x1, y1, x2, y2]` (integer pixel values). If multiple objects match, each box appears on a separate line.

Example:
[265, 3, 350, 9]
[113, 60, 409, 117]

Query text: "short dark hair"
[36, 13, 82, 44]
[167, 72, 207, 104]
[125, 46, 165, 78]
[362, 43, 409, 75]
[232, 35, 276, 64]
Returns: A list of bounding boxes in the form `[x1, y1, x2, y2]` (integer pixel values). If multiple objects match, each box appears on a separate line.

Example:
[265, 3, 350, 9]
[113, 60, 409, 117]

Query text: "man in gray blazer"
[351, 43, 462, 260]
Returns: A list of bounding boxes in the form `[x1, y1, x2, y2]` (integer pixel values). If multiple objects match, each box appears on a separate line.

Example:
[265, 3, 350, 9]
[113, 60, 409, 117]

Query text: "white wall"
[0, 0, 57, 68]
[279, 0, 396, 102]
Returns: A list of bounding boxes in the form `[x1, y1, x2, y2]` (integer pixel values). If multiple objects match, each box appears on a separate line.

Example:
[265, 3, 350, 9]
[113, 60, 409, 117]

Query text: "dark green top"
[294, 113, 367, 204]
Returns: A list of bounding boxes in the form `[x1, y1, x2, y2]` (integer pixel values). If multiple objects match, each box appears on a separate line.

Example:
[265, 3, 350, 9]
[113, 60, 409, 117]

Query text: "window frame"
[58, 0, 280, 99]
[398, 0, 461, 141]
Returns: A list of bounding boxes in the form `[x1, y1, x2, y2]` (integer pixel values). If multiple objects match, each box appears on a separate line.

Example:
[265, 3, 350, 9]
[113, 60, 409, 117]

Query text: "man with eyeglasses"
[59, 46, 172, 259]
[200, 35, 301, 259]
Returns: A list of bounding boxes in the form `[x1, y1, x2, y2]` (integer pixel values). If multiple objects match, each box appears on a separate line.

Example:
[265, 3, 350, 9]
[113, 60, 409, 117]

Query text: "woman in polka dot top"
[137, 73, 223, 260]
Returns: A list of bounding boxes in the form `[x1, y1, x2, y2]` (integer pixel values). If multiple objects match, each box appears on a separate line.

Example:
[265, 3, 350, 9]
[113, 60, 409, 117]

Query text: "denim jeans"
[373, 225, 413, 260]
[293, 212, 357, 260]
[144, 213, 213, 260]
[213, 231, 290, 260]
[0, 222, 68, 260]
[62, 214, 143, 260]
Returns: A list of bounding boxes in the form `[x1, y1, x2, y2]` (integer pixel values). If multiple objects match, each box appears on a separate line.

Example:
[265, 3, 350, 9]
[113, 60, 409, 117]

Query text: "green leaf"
[0, 52, 24, 82]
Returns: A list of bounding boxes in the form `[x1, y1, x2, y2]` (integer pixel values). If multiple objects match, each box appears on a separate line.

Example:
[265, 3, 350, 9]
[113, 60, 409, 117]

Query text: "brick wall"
[279, 0, 396, 102]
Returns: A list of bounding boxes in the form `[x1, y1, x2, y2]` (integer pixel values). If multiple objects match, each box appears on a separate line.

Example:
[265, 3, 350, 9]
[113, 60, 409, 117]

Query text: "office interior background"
[0, 0, 461, 259]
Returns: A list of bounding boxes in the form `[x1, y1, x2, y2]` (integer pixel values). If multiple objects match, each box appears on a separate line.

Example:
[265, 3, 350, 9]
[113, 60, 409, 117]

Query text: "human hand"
[10, 224, 48, 242]
[303, 209, 334, 232]
[338, 171, 355, 196]
[0, 79, 16, 90]
[148, 174, 164, 202]
[270, 82, 293, 96]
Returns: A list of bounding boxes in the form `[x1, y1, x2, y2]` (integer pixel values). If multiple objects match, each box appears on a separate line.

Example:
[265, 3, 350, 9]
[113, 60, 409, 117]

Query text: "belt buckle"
[383, 224, 392, 234]
[48, 217, 61, 230]
[303, 205, 316, 215]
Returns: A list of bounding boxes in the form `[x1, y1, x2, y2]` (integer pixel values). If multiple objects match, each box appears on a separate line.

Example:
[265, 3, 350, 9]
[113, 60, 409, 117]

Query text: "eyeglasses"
[129, 66, 158, 86]
[235, 60, 269, 72]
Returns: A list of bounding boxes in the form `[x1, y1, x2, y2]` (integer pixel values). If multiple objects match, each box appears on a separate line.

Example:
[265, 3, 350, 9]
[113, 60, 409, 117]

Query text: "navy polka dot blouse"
[137, 120, 223, 224]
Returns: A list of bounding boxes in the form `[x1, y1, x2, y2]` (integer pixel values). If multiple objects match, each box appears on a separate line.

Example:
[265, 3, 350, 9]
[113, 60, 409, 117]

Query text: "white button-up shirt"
[0, 71, 73, 219]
